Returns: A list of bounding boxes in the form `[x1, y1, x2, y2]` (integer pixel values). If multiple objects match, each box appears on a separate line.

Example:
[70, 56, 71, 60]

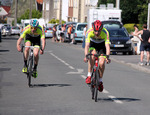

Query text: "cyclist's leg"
[22, 35, 31, 73]
[33, 46, 40, 69]
[98, 57, 105, 79]
[97, 42, 106, 92]
[86, 47, 96, 84]
[24, 41, 31, 60]
[32, 35, 41, 78]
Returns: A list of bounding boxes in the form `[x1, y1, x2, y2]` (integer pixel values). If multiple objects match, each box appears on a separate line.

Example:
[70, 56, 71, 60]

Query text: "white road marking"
[67, 69, 84, 74]
[108, 95, 123, 104]
[80, 75, 87, 79]
[102, 89, 109, 94]
[50, 52, 74, 70]
[49, 52, 123, 104]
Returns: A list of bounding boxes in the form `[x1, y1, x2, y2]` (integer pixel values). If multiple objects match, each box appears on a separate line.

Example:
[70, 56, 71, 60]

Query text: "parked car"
[0, 29, 1, 42]
[64, 24, 76, 42]
[102, 20, 123, 29]
[107, 27, 133, 55]
[74, 23, 87, 42]
[11, 26, 20, 35]
[45, 27, 53, 38]
[1, 26, 11, 36]
[56, 24, 62, 40]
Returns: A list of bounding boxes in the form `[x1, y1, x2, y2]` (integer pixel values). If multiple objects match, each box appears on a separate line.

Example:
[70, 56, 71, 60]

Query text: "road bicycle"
[21, 45, 39, 87]
[86, 51, 110, 102]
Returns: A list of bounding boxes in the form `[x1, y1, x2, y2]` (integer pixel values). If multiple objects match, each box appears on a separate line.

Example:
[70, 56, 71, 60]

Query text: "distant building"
[0, 6, 11, 23]
[36, 0, 43, 12]
[42, 0, 98, 23]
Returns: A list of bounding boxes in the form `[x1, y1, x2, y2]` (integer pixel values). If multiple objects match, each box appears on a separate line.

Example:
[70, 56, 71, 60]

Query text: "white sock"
[87, 72, 91, 77]
[99, 78, 102, 82]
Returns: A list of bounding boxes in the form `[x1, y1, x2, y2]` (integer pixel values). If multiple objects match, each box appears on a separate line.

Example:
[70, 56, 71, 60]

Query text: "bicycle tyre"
[27, 56, 33, 87]
[91, 71, 95, 100]
[94, 68, 99, 102]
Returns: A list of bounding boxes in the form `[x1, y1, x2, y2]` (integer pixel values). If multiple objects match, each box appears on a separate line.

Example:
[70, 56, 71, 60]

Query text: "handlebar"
[21, 45, 42, 53]
[86, 53, 109, 59]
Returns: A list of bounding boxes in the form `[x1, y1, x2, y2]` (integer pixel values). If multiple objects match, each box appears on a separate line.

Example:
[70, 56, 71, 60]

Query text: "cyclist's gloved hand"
[106, 55, 111, 64]
[84, 55, 89, 63]
[17, 44, 21, 52]
[40, 49, 44, 55]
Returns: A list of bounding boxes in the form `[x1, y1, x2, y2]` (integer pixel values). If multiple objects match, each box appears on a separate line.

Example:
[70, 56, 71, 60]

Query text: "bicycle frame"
[22, 45, 38, 87]
[90, 55, 100, 102]
[87, 52, 107, 102]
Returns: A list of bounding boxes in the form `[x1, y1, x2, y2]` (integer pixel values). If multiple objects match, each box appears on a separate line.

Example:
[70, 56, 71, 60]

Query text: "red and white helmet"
[92, 20, 103, 32]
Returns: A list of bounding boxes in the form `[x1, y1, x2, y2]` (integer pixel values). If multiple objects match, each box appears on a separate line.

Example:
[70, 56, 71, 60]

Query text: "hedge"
[124, 23, 142, 33]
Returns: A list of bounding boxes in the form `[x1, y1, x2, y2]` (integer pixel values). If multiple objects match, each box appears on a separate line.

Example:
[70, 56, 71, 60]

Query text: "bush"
[49, 19, 66, 24]
[124, 23, 142, 33]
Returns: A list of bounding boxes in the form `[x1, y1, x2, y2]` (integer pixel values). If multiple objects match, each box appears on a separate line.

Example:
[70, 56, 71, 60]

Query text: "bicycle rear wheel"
[27, 56, 33, 87]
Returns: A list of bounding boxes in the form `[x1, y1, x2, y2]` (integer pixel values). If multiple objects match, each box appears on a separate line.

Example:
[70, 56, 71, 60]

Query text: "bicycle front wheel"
[91, 71, 95, 100]
[94, 68, 100, 102]
[27, 56, 33, 87]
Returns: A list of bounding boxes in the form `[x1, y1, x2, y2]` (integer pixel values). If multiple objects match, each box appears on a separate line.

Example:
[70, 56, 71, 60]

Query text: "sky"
[62, 0, 68, 22]
[0, 0, 13, 6]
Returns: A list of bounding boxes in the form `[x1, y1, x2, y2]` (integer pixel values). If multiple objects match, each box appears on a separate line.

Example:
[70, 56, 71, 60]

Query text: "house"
[42, 0, 98, 23]
[0, 6, 11, 23]
[0, 6, 11, 16]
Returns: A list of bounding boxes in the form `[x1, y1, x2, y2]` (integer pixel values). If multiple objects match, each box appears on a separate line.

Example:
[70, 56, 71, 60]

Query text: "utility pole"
[148, 0, 150, 30]
[14, 0, 18, 26]
[116, 0, 120, 9]
[29, 0, 32, 19]
[78, 0, 81, 22]
[59, 0, 62, 25]
[43, 0, 46, 20]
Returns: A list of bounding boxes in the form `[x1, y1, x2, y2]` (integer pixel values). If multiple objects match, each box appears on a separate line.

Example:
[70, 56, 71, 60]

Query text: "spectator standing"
[67, 24, 73, 43]
[82, 24, 87, 48]
[52, 25, 58, 42]
[134, 24, 150, 66]
[60, 24, 65, 43]
[131, 24, 140, 55]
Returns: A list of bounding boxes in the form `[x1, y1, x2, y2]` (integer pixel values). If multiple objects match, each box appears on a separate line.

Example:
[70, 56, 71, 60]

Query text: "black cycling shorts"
[89, 41, 106, 54]
[25, 34, 41, 46]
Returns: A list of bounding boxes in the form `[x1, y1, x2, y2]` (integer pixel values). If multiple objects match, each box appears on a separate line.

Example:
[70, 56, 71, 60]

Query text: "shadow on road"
[0, 50, 9, 52]
[98, 97, 141, 102]
[0, 68, 11, 72]
[1, 37, 18, 40]
[30, 83, 72, 88]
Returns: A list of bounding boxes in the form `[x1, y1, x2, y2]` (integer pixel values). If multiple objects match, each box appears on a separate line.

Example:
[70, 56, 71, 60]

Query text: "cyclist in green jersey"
[17, 19, 46, 78]
[84, 20, 111, 92]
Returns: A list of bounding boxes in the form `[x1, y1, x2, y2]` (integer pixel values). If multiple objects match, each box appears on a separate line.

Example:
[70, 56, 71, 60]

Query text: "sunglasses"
[94, 30, 101, 33]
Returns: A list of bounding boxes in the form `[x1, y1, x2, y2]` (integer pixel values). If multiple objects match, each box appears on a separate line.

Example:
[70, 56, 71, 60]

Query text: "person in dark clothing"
[134, 24, 150, 66]
[52, 25, 58, 42]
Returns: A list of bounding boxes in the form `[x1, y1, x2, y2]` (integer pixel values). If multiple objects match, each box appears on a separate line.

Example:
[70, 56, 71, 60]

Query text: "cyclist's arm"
[17, 26, 29, 51]
[104, 28, 110, 56]
[40, 27, 46, 53]
[105, 43, 110, 56]
[17, 36, 24, 52]
[85, 42, 90, 56]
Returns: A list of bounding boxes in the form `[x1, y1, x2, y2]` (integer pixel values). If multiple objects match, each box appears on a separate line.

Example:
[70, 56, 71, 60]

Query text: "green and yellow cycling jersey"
[21, 25, 45, 39]
[85, 27, 110, 44]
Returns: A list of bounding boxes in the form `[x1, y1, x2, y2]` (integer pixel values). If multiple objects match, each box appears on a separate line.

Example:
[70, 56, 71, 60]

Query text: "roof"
[1, 6, 10, 13]
[0, 6, 10, 16]
[36, 0, 43, 4]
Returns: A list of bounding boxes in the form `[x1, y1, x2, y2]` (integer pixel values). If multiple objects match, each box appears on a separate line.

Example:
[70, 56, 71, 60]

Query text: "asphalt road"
[1, 36, 150, 115]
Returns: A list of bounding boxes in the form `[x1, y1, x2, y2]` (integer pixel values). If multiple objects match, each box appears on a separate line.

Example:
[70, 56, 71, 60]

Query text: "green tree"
[17, 9, 42, 23]
[137, 1, 148, 24]
[32, 9, 42, 18]
[97, 0, 148, 24]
